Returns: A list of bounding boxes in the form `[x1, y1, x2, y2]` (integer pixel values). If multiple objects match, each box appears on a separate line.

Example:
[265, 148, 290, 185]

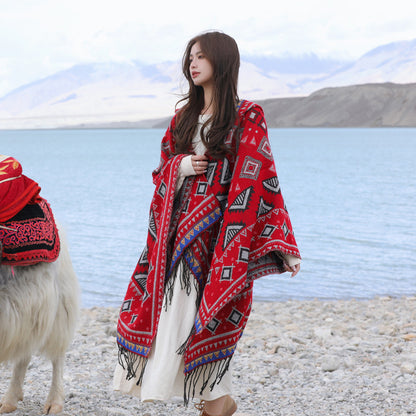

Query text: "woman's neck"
[202, 85, 214, 115]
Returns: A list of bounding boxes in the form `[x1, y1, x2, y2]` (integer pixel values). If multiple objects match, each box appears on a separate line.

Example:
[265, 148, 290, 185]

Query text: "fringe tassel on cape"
[183, 356, 233, 406]
[117, 344, 148, 386]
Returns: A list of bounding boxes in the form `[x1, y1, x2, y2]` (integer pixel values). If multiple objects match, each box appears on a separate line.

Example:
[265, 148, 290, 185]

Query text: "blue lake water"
[1, 127, 415, 307]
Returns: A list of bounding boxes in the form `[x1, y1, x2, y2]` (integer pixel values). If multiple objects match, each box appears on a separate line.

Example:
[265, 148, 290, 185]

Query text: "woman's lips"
[191, 72, 200, 78]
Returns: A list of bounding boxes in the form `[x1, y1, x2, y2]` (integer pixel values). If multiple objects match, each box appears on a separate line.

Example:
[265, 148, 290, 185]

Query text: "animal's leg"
[43, 355, 65, 414]
[0, 356, 30, 414]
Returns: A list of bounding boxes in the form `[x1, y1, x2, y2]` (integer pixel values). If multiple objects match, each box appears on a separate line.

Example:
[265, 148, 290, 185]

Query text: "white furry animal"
[0, 227, 79, 414]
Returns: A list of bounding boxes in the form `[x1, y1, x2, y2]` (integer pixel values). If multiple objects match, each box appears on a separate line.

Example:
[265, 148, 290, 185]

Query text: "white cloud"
[0, 0, 415, 96]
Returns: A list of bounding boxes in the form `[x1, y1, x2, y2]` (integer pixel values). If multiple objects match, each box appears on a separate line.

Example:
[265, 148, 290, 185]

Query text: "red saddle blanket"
[0, 155, 60, 266]
[0, 197, 60, 266]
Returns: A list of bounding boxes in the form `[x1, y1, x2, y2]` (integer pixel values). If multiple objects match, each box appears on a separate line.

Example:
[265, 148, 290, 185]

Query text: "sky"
[0, 0, 415, 97]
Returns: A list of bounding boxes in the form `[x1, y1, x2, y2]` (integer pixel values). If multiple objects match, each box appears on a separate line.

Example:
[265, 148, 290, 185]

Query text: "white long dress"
[113, 115, 233, 402]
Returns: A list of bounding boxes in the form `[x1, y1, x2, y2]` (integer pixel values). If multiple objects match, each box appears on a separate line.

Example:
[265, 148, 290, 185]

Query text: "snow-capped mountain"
[299, 38, 416, 93]
[0, 61, 183, 128]
[0, 39, 415, 129]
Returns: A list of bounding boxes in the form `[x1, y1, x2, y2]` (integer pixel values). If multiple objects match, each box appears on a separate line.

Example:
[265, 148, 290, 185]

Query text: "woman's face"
[189, 42, 214, 89]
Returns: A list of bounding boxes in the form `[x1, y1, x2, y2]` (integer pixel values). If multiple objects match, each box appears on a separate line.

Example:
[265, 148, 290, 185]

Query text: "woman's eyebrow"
[190, 50, 202, 57]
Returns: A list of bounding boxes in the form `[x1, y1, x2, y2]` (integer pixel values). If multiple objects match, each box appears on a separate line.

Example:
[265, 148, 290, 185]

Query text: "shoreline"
[1, 297, 416, 415]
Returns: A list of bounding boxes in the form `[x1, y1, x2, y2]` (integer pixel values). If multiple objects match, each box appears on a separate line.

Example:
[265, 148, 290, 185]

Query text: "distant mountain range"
[0, 39, 415, 129]
[259, 83, 416, 127]
[74, 83, 416, 129]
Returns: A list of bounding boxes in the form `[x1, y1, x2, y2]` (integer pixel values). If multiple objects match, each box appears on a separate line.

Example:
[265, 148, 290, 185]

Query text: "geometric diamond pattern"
[261, 224, 276, 238]
[227, 308, 243, 326]
[240, 156, 262, 180]
[238, 247, 250, 262]
[247, 108, 267, 134]
[282, 221, 289, 238]
[196, 182, 208, 195]
[206, 317, 221, 334]
[257, 136, 273, 161]
[158, 181, 167, 198]
[220, 266, 233, 281]
[122, 299, 132, 312]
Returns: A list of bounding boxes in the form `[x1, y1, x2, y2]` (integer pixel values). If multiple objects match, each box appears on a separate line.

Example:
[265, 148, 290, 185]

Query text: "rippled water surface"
[1, 127, 415, 307]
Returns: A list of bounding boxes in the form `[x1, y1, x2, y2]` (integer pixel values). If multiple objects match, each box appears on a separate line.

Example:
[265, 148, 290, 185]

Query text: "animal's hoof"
[44, 402, 63, 415]
[0, 402, 18, 414]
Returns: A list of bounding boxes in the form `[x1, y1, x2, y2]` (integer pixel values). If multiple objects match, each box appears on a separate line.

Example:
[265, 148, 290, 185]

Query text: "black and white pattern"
[258, 197, 274, 217]
[216, 193, 228, 213]
[223, 223, 245, 248]
[134, 273, 150, 301]
[220, 158, 232, 185]
[206, 161, 218, 185]
[138, 247, 148, 265]
[158, 181, 167, 198]
[263, 176, 280, 194]
[282, 221, 290, 238]
[182, 199, 190, 213]
[227, 308, 244, 326]
[196, 182, 208, 195]
[229, 186, 253, 211]
[122, 299, 132, 312]
[148, 210, 157, 240]
[206, 270, 212, 284]
[206, 317, 221, 334]
[238, 247, 250, 262]
[261, 224, 276, 238]
[220, 266, 233, 281]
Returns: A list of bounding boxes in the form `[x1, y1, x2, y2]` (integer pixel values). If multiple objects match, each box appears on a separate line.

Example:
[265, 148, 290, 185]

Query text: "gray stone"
[321, 356, 341, 372]
[314, 327, 333, 340]
[400, 362, 415, 375]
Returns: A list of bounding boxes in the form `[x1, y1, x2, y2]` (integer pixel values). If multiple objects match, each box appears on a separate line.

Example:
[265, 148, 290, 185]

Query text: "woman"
[114, 31, 301, 416]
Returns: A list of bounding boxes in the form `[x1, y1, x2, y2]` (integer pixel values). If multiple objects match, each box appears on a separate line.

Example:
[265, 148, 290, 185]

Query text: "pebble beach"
[1, 297, 416, 416]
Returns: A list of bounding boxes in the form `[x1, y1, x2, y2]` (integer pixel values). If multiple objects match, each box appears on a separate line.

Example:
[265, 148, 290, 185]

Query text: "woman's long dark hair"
[174, 31, 240, 159]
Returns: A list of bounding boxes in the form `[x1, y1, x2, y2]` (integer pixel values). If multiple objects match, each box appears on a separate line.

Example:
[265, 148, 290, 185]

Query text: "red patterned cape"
[117, 100, 301, 401]
[0, 155, 60, 265]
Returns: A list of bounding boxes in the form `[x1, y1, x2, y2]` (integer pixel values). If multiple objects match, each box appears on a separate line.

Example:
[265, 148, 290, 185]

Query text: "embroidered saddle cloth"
[0, 155, 60, 265]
